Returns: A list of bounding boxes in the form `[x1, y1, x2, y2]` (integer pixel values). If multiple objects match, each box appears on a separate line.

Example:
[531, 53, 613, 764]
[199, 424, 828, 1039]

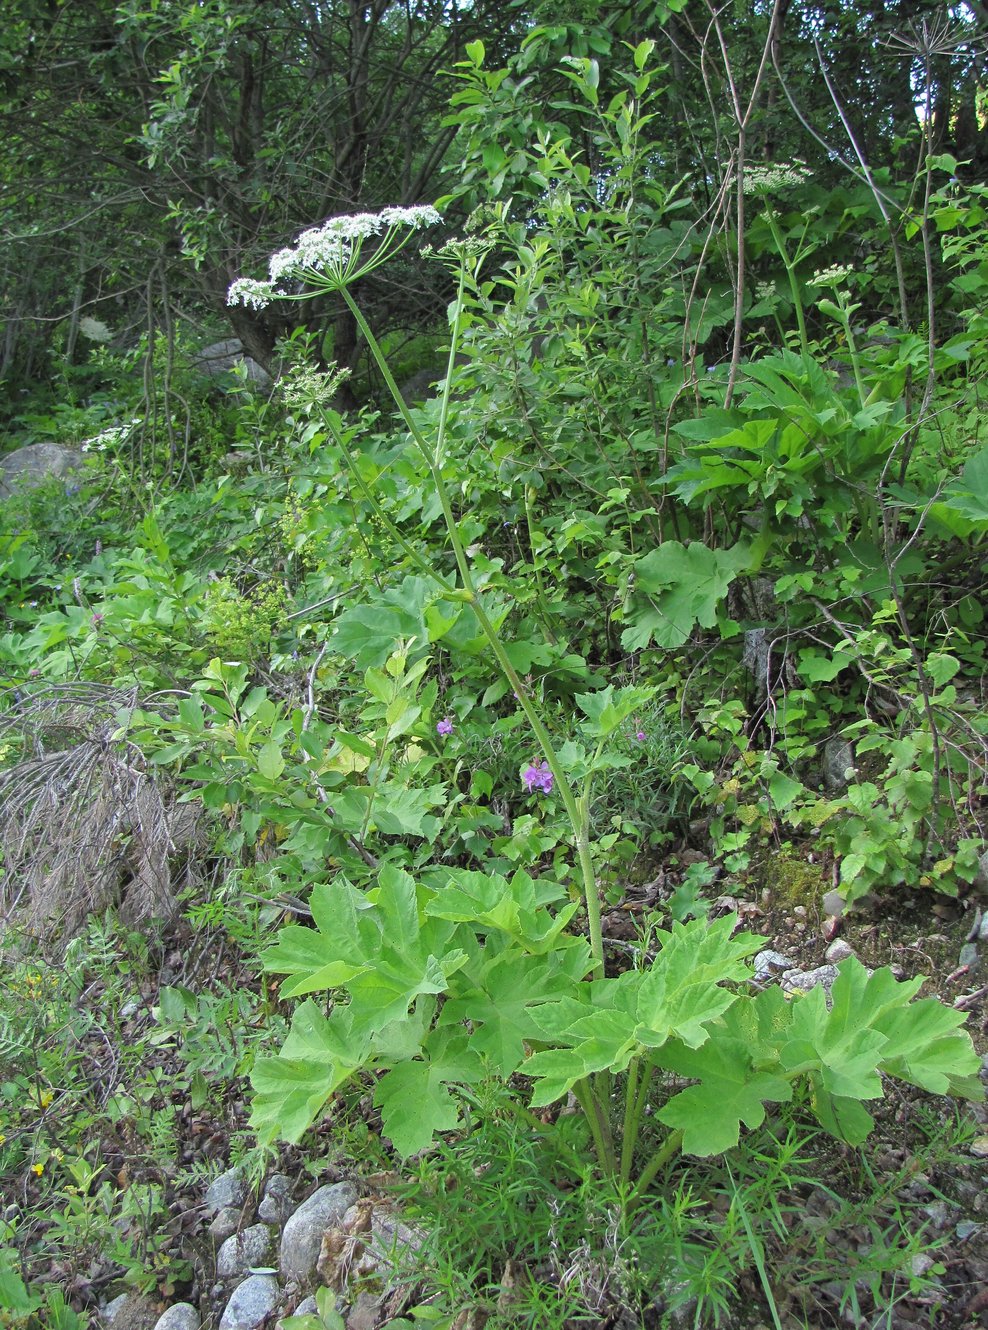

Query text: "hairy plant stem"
[628, 1128, 685, 1212]
[339, 281, 605, 977]
[762, 209, 809, 358]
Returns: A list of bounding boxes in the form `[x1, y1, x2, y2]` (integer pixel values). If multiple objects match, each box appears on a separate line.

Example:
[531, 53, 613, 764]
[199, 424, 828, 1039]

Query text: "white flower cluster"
[743, 162, 811, 196]
[808, 264, 853, 289]
[227, 205, 441, 308]
[227, 277, 276, 310]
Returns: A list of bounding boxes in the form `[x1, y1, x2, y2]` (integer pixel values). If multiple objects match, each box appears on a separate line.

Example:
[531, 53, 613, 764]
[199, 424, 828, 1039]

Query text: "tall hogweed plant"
[226, 190, 980, 1200]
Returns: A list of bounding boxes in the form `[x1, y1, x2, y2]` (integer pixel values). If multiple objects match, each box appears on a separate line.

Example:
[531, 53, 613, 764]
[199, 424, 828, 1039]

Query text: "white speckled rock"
[258, 1174, 294, 1224]
[209, 1206, 244, 1244]
[205, 1167, 248, 1215]
[216, 1224, 274, 1278]
[275, 1295, 318, 1329]
[103, 1293, 131, 1325]
[280, 1182, 358, 1283]
[218, 1274, 280, 1330]
[781, 964, 840, 995]
[824, 939, 854, 964]
[153, 1304, 201, 1330]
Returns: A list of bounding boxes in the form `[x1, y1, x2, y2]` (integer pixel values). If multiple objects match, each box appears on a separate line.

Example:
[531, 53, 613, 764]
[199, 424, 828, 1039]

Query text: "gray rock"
[153, 1305, 201, 1330]
[218, 1275, 280, 1330]
[977, 912, 988, 942]
[280, 1182, 358, 1283]
[753, 950, 794, 982]
[194, 339, 272, 391]
[216, 1224, 274, 1279]
[103, 1293, 131, 1325]
[205, 1168, 247, 1216]
[258, 1174, 294, 1224]
[346, 1292, 385, 1330]
[210, 1206, 244, 1244]
[822, 888, 846, 917]
[101, 1295, 158, 1329]
[370, 1207, 421, 1264]
[975, 848, 988, 896]
[825, 940, 854, 964]
[781, 964, 840, 996]
[0, 443, 85, 499]
[822, 738, 855, 792]
[959, 942, 979, 969]
[922, 1201, 953, 1231]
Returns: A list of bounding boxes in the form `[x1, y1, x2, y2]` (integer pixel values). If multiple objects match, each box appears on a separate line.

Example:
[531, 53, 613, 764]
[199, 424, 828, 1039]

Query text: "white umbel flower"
[228, 204, 442, 306]
[227, 277, 276, 309]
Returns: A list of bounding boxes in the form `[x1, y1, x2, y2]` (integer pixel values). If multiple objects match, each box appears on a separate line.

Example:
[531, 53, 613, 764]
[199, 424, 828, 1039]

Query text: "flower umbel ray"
[227, 205, 441, 307]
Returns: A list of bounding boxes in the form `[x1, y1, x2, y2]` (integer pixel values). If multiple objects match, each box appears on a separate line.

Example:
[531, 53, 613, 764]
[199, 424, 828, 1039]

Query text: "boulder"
[0, 443, 85, 499]
[194, 339, 272, 391]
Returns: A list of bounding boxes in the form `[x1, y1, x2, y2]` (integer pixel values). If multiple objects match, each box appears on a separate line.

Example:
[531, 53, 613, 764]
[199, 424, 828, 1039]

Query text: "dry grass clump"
[0, 683, 200, 945]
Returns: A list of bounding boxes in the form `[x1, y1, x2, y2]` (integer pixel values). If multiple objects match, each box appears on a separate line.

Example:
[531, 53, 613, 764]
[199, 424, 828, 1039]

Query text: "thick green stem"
[573, 1077, 617, 1177]
[628, 1128, 684, 1212]
[342, 280, 604, 976]
[620, 1056, 657, 1187]
[764, 210, 809, 358]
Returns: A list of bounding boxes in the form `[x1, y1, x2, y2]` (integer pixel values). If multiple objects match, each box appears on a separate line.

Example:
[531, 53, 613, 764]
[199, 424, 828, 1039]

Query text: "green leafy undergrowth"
[251, 865, 980, 1198]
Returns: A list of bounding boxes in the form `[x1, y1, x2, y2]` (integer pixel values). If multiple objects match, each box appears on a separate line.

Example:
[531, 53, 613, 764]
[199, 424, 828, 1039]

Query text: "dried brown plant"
[0, 683, 201, 946]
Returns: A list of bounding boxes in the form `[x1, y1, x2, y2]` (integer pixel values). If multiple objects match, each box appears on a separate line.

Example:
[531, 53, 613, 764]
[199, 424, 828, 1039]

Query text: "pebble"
[959, 942, 979, 969]
[209, 1206, 244, 1244]
[979, 913, 988, 942]
[258, 1174, 294, 1224]
[205, 1168, 248, 1216]
[218, 1274, 280, 1330]
[825, 939, 854, 964]
[103, 1293, 131, 1325]
[781, 964, 840, 996]
[753, 950, 794, 981]
[280, 1182, 358, 1283]
[822, 888, 846, 917]
[153, 1305, 201, 1330]
[921, 1201, 952, 1230]
[216, 1224, 274, 1279]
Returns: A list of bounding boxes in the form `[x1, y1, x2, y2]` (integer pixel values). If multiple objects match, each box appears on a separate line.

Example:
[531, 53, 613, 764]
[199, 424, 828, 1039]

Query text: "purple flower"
[522, 760, 554, 795]
[436, 716, 454, 737]
[635, 730, 647, 742]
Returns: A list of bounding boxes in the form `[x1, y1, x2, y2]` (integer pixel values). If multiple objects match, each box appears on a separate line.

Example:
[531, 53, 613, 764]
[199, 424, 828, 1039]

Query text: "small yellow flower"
[39, 1091, 53, 1109]
[31, 1163, 44, 1177]
[0, 1133, 6, 1146]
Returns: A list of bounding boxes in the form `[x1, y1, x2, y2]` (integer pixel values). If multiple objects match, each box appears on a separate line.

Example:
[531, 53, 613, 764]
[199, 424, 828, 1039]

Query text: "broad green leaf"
[426, 869, 580, 953]
[767, 769, 803, 808]
[635, 914, 765, 1049]
[809, 1087, 875, 1146]
[373, 1030, 483, 1155]
[574, 684, 652, 738]
[439, 935, 593, 1076]
[657, 1034, 793, 1156]
[256, 740, 285, 780]
[250, 1002, 369, 1142]
[797, 649, 854, 683]
[621, 542, 750, 650]
[940, 447, 988, 526]
[781, 979, 887, 1101]
[331, 575, 432, 667]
